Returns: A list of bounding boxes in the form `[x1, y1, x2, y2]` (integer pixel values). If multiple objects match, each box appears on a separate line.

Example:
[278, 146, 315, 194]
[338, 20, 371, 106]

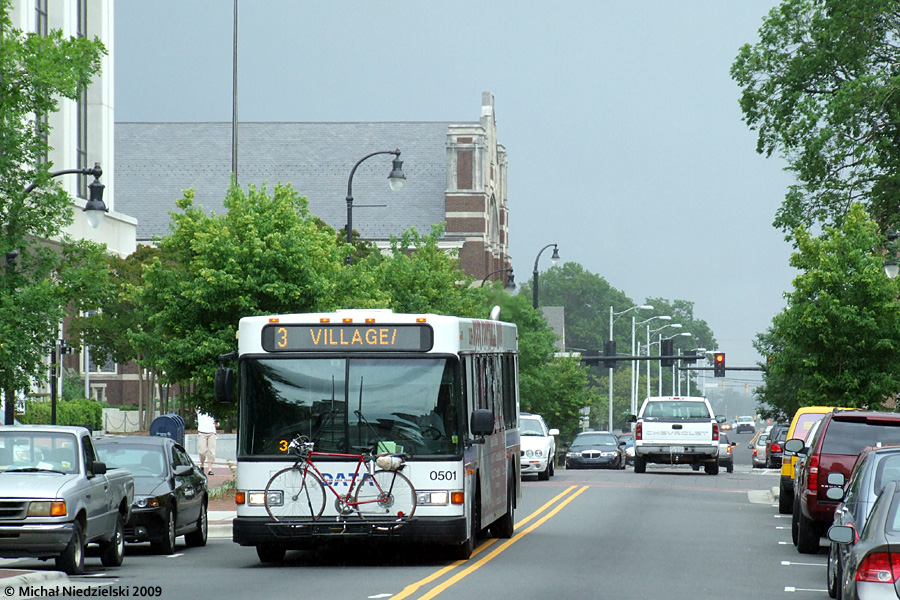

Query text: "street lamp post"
[480, 267, 515, 289]
[344, 149, 405, 265]
[662, 332, 692, 395]
[649, 323, 682, 397]
[532, 244, 560, 309]
[683, 347, 707, 396]
[608, 304, 652, 432]
[633, 315, 671, 414]
[3, 164, 108, 426]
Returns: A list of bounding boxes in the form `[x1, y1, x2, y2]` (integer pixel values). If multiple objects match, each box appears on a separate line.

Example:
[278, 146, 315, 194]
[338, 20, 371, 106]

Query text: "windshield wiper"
[4, 467, 68, 474]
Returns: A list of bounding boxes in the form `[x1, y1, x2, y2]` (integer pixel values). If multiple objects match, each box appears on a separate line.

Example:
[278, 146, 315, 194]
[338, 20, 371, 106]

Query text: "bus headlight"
[248, 491, 279, 506]
[416, 491, 449, 506]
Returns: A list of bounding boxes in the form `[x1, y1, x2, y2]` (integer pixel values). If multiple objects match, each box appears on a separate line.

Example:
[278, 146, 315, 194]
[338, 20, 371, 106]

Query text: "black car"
[95, 435, 208, 554]
[565, 432, 626, 470]
[825, 445, 900, 598]
[829, 479, 900, 600]
[767, 423, 788, 469]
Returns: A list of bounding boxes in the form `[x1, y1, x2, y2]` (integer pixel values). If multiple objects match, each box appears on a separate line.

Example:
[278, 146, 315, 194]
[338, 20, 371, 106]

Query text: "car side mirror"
[627, 414, 637, 423]
[828, 525, 855, 545]
[174, 465, 193, 477]
[91, 461, 107, 476]
[549, 428, 560, 436]
[715, 416, 726, 424]
[783, 438, 805, 455]
[215, 367, 234, 403]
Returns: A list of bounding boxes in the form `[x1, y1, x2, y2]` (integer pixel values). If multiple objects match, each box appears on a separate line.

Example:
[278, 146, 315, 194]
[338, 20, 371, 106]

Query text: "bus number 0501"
[429, 470, 456, 481]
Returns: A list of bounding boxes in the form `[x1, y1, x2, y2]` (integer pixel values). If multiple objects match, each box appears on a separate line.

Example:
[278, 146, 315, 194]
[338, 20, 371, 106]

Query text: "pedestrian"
[197, 410, 218, 475]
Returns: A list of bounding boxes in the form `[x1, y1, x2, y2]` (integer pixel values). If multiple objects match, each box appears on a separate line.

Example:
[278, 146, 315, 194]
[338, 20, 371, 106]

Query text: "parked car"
[519, 413, 559, 481]
[828, 480, 900, 600]
[565, 431, 626, 470]
[95, 435, 208, 554]
[734, 416, 756, 434]
[824, 445, 900, 598]
[767, 424, 788, 470]
[780, 407, 847, 514]
[750, 431, 769, 468]
[0, 426, 134, 575]
[787, 410, 900, 554]
[622, 438, 635, 466]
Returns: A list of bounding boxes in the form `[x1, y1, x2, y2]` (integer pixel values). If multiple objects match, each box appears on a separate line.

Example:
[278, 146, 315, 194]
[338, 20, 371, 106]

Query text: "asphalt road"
[7, 430, 831, 600]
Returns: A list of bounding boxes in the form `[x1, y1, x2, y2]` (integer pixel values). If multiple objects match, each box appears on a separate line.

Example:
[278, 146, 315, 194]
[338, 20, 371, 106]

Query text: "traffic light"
[603, 340, 617, 369]
[713, 352, 725, 377]
[660, 338, 674, 367]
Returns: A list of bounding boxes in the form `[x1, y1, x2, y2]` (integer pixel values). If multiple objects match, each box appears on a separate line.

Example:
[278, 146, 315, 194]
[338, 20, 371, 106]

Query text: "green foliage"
[755, 204, 900, 414]
[731, 0, 900, 232]
[21, 398, 102, 430]
[0, 0, 108, 396]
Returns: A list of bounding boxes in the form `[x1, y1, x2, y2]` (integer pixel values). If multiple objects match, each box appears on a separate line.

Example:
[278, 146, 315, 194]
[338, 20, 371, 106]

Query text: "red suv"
[786, 410, 900, 554]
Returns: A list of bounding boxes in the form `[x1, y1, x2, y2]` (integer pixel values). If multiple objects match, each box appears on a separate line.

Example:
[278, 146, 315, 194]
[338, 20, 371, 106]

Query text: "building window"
[35, 0, 47, 36]
[89, 355, 117, 374]
[77, 89, 87, 198]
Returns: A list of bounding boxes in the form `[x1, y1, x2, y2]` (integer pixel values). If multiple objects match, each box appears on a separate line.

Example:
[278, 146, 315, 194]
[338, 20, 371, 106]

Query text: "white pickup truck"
[629, 396, 725, 475]
[0, 425, 134, 574]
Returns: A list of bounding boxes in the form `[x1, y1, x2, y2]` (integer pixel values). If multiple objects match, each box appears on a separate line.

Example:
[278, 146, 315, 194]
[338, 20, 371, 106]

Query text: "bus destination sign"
[261, 324, 434, 352]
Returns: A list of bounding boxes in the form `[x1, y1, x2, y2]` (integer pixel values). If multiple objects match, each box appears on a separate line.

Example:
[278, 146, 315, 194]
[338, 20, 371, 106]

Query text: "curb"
[0, 569, 68, 596]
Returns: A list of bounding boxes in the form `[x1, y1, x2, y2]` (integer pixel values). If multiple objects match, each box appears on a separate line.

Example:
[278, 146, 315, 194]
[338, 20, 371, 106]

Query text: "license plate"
[670, 446, 684, 454]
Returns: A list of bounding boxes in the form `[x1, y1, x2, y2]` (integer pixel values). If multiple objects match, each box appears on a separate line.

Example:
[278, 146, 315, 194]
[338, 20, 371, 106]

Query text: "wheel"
[620, 454, 626, 470]
[354, 470, 416, 519]
[704, 462, 719, 475]
[452, 486, 480, 560]
[538, 460, 550, 481]
[256, 544, 286, 563]
[726, 462, 734, 474]
[100, 514, 125, 567]
[265, 465, 326, 522]
[489, 472, 515, 539]
[151, 507, 177, 555]
[792, 494, 800, 546]
[548, 455, 555, 477]
[797, 507, 821, 554]
[779, 479, 793, 514]
[184, 500, 208, 547]
[56, 520, 85, 575]
[633, 456, 646, 473]
[827, 542, 842, 598]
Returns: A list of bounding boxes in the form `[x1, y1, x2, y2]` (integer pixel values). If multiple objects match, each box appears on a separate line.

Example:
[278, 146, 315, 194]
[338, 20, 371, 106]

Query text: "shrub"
[22, 398, 102, 430]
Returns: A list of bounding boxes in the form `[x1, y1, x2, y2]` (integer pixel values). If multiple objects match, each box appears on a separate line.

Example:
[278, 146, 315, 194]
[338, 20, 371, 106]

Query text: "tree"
[0, 1, 107, 419]
[731, 0, 900, 232]
[755, 203, 900, 414]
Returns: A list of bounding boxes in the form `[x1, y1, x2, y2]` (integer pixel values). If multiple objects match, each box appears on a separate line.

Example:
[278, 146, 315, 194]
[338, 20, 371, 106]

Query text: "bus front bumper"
[232, 515, 467, 548]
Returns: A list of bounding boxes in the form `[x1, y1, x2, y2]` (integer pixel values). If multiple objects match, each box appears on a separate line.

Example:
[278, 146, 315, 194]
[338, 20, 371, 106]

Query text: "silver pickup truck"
[0, 425, 134, 574]
[629, 396, 726, 475]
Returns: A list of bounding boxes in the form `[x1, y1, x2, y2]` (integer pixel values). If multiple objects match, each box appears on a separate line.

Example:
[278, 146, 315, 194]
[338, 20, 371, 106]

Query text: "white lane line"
[368, 595, 393, 599]
[785, 587, 828, 593]
[781, 560, 825, 567]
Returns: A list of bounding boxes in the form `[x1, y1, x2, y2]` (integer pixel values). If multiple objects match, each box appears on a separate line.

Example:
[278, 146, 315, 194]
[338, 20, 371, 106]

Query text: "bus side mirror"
[215, 368, 234, 404]
[470, 409, 493, 437]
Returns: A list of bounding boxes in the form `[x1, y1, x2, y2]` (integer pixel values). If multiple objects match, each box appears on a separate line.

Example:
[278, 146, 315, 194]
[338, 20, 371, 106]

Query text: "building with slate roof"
[116, 91, 511, 282]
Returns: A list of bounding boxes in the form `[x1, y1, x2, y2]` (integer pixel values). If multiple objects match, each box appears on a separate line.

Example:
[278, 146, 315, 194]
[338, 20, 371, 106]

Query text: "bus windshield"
[238, 356, 461, 458]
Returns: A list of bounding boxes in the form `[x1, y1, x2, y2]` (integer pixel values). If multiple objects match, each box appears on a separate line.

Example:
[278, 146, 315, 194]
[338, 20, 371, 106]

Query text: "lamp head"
[505, 269, 516, 290]
[550, 245, 560, 266]
[388, 155, 406, 192]
[670, 323, 682, 329]
[658, 315, 672, 321]
[639, 304, 653, 310]
[886, 261, 900, 279]
[83, 173, 107, 229]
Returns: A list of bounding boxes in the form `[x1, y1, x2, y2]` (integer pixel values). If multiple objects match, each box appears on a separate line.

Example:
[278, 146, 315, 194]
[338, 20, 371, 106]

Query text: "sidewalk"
[0, 457, 237, 590]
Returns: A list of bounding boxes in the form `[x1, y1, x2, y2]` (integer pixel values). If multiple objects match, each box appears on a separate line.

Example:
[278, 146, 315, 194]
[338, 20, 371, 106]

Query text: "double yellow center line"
[392, 485, 589, 600]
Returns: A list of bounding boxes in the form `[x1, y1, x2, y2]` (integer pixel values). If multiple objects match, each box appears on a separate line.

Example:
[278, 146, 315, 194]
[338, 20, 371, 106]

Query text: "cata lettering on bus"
[467, 320, 503, 349]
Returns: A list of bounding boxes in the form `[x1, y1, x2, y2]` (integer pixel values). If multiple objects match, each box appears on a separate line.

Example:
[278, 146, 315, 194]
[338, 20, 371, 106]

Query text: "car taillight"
[712, 423, 719, 441]
[807, 455, 819, 492]
[771, 442, 782, 453]
[856, 552, 900, 583]
[753, 448, 758, 457]
[635, 422, 642, 441]
[727, 446, 733, 455]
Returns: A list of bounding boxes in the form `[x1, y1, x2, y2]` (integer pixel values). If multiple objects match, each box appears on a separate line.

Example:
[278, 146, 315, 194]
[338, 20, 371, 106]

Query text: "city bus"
[217, 309, 521, 562]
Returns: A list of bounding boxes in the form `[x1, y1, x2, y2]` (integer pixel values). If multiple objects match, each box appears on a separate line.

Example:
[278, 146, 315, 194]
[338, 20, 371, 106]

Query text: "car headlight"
[28, 500, 67, 517]
[533, 449, 543, 458]
[524, 449, 534, 458]
[134, 497, 160, 509]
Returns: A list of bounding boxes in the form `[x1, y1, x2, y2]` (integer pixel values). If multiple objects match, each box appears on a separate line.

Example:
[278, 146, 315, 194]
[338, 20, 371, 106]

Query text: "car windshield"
[642, 401, 709, 420]
[0, 431, 78, 474]
[572, 433, 618, 448]
[520, 418, 546, 436]
[96, 444, 167, 478]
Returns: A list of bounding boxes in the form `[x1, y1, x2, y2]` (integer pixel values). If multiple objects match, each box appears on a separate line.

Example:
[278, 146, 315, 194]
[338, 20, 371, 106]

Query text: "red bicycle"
[263, 435, 416, 524]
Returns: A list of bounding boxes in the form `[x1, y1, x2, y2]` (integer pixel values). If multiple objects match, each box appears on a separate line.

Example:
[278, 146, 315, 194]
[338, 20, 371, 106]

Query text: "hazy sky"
[114, 1, 795, 376]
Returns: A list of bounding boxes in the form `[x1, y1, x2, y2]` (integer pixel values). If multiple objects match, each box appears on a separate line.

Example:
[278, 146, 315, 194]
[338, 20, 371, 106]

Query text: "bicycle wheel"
[354, 470, 416, 519]
[265, 465, 326, 522]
